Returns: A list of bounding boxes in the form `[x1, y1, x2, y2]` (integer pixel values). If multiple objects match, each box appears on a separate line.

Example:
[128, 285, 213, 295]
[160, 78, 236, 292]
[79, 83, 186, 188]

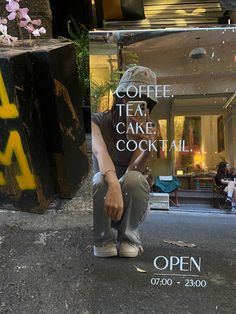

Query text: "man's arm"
[127, 149, 151, 173]
[126, 111, 156, 173]
[92, 122, 123, 221]
[92, 122, 116, 181]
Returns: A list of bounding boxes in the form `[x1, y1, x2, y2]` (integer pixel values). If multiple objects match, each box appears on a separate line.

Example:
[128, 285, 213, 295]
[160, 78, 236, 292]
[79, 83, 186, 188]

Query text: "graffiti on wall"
[0, 71, 19, 119]
[0, 71, 37, 190]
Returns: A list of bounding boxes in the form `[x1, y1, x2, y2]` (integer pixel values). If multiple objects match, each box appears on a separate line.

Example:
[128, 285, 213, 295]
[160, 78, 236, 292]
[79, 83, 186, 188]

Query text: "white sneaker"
[94, 243, 118, 257]
[118, 242, 143, 258]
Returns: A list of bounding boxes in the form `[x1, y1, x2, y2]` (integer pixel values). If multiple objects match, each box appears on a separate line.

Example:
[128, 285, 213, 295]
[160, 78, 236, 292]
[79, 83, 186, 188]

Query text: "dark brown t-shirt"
[91, 111, 133, 178]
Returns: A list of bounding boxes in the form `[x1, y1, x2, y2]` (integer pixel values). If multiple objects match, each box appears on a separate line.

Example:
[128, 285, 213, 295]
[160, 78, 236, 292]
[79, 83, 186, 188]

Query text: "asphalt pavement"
[0, 176, 236, 314]
[92, 210, 236, 314]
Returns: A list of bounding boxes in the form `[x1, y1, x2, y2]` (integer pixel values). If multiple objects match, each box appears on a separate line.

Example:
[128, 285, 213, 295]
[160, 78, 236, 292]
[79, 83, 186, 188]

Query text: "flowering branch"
[0, 0, 46, 46]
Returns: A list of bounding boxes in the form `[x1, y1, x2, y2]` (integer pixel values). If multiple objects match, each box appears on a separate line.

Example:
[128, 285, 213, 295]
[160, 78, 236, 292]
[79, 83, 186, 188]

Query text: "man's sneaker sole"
[119, 250, 139, 258]
[118, 242, 143, 258]
[94, 245, 118, 257]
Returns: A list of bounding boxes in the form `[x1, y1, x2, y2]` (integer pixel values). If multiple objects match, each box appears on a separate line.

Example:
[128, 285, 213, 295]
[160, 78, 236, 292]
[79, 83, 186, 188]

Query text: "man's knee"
[122, 171, 149, 194]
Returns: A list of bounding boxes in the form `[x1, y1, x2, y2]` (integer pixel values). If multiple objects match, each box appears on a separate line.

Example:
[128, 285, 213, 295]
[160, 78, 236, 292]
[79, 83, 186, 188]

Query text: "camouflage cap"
[114, 65, 157, 103]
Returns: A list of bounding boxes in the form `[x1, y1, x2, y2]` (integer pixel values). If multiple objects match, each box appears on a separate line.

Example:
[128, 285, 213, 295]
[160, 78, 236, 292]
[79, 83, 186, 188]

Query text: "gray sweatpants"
[93, 170, 150, 246]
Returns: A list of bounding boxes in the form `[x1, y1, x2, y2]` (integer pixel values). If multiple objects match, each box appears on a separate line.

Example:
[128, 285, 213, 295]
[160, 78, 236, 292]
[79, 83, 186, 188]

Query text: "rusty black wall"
[30, 41, 89, 198]
[0, 49, 54, 213]
[0, 41, 89, 212]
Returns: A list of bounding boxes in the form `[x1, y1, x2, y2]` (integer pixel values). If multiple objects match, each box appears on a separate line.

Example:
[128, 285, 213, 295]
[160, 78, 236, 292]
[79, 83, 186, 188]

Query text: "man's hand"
[104, 182, 124, 221]
[128, 110, 157, 150]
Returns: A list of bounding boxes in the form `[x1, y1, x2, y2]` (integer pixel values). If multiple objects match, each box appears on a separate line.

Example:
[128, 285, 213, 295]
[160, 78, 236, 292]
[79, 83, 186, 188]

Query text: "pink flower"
[19, 17, 41, 28]
[25, 23, 35, 33]
[31, 19, 42, 26]
[6, 0, 19, 20]
[0, 23, 18, 45]
[0, 18, 7, 24]
[0, 24, 7, 34]
[3, 0, 46, 43]
[18, 15, 31, 27]
[18, 7, 29, 20]
[1, 33, 18, 45]
[32, 27, 46, 37]
[6, 0, 29, 21]
[21, 17, 45, 36]
[6, 0, 19, 12]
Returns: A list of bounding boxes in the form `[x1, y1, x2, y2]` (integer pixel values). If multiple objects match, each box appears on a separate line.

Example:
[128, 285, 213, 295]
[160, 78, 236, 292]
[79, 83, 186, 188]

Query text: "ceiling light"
[189, 37, 207, 59]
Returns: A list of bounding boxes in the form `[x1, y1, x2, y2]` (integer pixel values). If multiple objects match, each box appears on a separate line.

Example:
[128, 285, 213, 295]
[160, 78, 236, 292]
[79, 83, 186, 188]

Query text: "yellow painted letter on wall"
[0, 71, 19, 119]
[0, 131, 36, 190]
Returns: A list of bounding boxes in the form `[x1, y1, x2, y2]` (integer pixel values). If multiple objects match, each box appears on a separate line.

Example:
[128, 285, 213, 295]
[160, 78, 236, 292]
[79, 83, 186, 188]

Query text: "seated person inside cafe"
[92, 66, 157, 258]
[215, 161, 236, 210]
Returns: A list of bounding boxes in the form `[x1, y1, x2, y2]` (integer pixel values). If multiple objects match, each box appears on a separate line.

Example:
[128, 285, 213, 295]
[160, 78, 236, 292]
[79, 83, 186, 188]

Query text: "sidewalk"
[0, 169, 93, 314]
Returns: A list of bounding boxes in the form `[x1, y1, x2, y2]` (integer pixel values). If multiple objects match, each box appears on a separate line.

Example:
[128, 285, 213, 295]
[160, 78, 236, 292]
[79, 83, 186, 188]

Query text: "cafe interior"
[89, 29, 236, 208]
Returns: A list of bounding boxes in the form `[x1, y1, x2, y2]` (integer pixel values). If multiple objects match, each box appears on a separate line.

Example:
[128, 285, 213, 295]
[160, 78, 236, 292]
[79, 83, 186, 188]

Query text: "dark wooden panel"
[30, 41, 89, 198]
[0, 49, 54, 213]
